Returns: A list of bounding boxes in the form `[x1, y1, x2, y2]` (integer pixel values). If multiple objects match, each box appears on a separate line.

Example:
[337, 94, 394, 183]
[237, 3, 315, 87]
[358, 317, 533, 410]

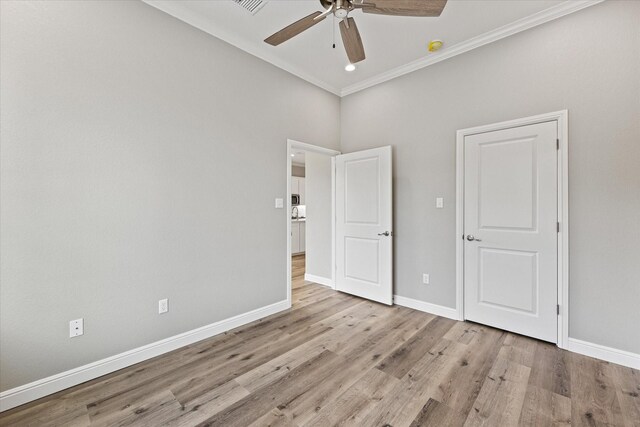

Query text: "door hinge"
[557, 222, 560, 233]
[557, 304, 560, 315]
[556, 139, 560, 150]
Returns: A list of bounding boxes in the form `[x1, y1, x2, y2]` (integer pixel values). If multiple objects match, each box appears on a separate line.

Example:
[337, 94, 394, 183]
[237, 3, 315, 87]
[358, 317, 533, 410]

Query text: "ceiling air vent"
[233, 0, 268, 15]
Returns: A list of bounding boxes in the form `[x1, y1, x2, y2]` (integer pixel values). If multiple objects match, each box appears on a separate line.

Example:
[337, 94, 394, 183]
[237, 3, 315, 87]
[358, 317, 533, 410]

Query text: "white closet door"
[464, 121, 558, 343]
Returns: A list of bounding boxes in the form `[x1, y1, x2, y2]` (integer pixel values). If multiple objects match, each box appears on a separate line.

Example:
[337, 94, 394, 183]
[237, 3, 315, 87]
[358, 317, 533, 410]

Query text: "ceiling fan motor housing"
[320, 0, 352, 19]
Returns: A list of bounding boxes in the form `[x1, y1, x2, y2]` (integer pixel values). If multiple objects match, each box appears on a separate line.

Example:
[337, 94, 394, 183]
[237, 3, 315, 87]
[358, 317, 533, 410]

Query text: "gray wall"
[340, 0, 640, 354]
[0, 0, 340, 391]
[2, 0, 638, 395]
[305, 153, 333, 280]
[292, 165, 305, 178]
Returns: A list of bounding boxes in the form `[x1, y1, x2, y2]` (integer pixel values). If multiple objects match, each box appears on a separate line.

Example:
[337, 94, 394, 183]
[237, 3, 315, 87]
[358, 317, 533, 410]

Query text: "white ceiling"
[144, 0, 601, 96]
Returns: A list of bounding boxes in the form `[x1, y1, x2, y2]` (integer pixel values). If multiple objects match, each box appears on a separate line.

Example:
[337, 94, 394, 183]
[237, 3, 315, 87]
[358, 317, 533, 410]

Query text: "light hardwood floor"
[1, 254, 638, 426]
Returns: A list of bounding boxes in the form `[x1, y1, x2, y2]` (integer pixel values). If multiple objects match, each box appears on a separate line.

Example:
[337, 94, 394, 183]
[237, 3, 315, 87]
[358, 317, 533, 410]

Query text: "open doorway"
[290, 158, 306, 289]
[286, 140, 340, 307]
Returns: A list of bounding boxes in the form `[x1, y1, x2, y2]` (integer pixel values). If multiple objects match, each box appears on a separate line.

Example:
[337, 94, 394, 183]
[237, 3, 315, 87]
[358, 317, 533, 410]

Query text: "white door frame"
[286, 139, 341, 308]
[455, 110, 569, 349]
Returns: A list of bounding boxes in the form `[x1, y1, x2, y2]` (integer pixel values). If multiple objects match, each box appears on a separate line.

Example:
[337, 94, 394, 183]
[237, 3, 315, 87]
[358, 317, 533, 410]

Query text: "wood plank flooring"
[1, 254, 638, 426]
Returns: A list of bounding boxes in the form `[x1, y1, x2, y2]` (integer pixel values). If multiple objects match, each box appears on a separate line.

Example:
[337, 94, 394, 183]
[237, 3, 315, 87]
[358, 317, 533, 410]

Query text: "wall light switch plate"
[69, 318, 84, 338]
[275, 198, 284, 209]
[422, 274, 430, 285]
[159, 298, 169, 314]
[436, 197, 444, 209]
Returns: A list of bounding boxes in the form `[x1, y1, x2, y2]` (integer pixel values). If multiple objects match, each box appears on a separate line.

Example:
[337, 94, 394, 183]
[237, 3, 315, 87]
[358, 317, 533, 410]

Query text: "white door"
[335, 146, 393, 305]
[464, 121, 558, 342]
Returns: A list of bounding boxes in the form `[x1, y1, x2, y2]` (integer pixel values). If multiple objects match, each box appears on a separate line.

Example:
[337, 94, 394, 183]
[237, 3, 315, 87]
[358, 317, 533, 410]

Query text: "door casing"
[455, 111, 569, 349]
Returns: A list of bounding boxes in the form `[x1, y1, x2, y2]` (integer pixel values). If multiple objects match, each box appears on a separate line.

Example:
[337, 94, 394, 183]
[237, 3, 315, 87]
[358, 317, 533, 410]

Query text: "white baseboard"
[3, 298, 638, 414]
[0, 299, 290, 412]
[304, 274, 334, 288]
[567, 338, 640, 370]
[393, 295, 460, 320]
[394, 295, 639, 370]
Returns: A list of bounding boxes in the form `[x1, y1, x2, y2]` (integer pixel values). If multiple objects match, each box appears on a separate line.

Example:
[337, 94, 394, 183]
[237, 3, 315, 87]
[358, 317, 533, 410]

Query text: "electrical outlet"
[158, 298, 169, 314]
[69, 318, 84, 338]
[422, 274, 430, 285]
[436, 197, 444, 209]
[275, 198, 284, 209]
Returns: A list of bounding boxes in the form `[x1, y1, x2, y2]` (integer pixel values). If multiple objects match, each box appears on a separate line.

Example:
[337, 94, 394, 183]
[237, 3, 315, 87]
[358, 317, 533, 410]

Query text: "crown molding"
[143, 0, 604, 98]
[141, 0, 342, 96]
[340, 0, 605, 96]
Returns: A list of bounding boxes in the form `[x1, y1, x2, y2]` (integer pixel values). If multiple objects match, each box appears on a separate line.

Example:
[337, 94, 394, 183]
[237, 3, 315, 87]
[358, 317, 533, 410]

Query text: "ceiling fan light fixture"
[345, 63, 356, 72]
[335, 8, 349, 18]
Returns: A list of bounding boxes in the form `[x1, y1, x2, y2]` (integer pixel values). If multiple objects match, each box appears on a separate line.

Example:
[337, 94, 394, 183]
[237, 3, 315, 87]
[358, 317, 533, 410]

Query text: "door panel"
[464, 121, 557, 343]
[345, 157, 380, 224]
[345, 237, 380, 284]
[478, 137, 536, 230]
[336, 146, 392, 305]
[479, 248, 538, 314]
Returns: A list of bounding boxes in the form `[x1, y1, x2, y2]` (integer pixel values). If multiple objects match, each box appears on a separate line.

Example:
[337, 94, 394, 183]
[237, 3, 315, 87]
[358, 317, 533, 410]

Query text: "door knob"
[378, 231, 391, 236]
[466, 234, 482, 242]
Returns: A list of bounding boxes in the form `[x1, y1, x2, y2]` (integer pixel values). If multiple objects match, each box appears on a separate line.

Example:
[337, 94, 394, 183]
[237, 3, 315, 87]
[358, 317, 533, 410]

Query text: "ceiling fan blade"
[264, 11, 326, 46]
[339, 17, 365, 64]
[363, 0, 447, 17]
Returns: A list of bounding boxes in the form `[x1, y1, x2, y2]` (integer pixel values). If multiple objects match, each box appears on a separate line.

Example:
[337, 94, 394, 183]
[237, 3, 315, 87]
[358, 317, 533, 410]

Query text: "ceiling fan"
[264, 0, 448, 64]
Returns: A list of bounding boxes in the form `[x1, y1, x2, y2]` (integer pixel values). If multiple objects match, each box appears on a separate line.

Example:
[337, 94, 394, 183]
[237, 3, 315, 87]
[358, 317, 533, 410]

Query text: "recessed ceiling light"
[291, 154, 295, 157]
[345, 63, 356, 72]
[428, 40, 443, 52]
